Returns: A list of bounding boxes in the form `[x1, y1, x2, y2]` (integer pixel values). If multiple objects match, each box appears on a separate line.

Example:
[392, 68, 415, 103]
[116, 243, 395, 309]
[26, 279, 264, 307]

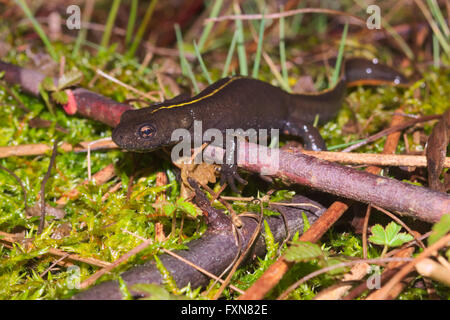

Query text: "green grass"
[234, 4, 248, 76]
[14, 0, 58, 61]
[197, 0, 224, 52]
[126, 0, 158, 58]
[251, 12, 266, 78]
[330, 22, 348, 88]
[175, 24, 199, 93]
[193, 40, 213, 84]
[100, 0, 122, 49]
[222, 31, 238, 78]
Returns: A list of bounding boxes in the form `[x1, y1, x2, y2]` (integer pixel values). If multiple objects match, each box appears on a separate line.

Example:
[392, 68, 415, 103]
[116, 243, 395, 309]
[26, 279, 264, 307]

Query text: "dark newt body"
[112, 58, 408, 188]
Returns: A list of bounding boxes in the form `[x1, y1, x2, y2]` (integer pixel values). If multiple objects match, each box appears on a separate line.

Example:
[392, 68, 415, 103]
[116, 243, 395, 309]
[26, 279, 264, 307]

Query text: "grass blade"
[14, 0, 58, 61]
[100, 0, 121, 48]
[175, 24, 199, 93]
[330, 22, 348, 88]
[251, 11, 266, 78]
[193, 40, 212, 84]
[72, 0, 95, 58]
[279, 7, 290, 92]
[125, 0, 138, 46]
[126, 0, 158, 58]
[426, 0, 450, 37]
[433, 34, 440, 68]
[197, 0, 224, 52]
[414, 0, 450, 55]
[234, 3, 248, 76]
[222, 31, 238, 78]
[290, 3, 304, 35]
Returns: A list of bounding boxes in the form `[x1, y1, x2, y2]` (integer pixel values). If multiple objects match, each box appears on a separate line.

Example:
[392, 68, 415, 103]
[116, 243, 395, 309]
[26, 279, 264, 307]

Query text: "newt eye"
[138, 124, 155, 139]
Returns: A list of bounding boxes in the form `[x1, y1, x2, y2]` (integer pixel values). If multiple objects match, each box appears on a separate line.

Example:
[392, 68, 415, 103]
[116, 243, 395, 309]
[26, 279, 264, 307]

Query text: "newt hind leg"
[282, 120, 326, 151]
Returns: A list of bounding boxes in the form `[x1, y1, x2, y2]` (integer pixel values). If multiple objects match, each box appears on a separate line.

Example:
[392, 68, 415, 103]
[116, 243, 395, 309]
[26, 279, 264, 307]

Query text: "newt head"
[112, 107, 193, 152]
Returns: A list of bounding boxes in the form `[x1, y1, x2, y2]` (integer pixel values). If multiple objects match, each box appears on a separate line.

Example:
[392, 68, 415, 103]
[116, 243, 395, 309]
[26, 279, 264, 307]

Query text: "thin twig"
[362, 205, 372, 259]
[38, 139, 59, 234]
[277, 257, 414, 300]
[341, 115, 440, 152]
[0, 164, 28, 211]
[205, 8, 366, 25]
[0, 230, 110, 268]
[367, 234, 450, 300]
[213, 200, 265, 300]
[302, 151, 450, 168]
[40, 253, 70, 278]
[0, 140, 118, 159]
[96, 68, 160, 102]
[372, 205, 426, 249]
[79, 237, 153, 289]
[122, 229, 244, 294]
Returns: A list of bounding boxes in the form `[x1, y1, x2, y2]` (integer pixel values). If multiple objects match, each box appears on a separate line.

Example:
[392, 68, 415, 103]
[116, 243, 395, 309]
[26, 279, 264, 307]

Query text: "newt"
[112, 58, 408, 190]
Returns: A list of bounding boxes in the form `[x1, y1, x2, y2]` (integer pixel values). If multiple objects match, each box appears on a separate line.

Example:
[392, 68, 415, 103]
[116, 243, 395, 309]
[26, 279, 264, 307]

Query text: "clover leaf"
[369, 222, 414, 256]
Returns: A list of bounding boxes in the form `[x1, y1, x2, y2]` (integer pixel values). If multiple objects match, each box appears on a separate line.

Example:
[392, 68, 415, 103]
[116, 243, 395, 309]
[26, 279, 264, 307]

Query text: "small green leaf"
[154, 255, 180, 294]
[41, 76, 56, 91]
[176, 198, 200, 218]
[57, 70, 83, 90]
[263, 220, 277, 259]
[132, 283, 185, 300]
[302, 211, 310, 234]
[162, 203, 176, 216]
[118, 276, 133, 300]
[429, 214, 450, 245]
[368, 224, 386, 245]
[369, 222, 413, 248]
[322, 257, 349, 275]
[38, 84, 55, 115]
[385, 222, 402, 245]
[51, 91, 68, 105]
[284, 241, 323, 262]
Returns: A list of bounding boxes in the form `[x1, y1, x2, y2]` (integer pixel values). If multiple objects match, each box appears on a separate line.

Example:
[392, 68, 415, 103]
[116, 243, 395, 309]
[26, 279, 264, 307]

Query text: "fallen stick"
[5, 139, 450, 169]
[0, 140, 118, 158]
[72, 194, 324, 300]
[204, 142, 450, 224]
[0, 60, 134, 127]
[302, 150, 450, 168]
[0, 231, 110, 268]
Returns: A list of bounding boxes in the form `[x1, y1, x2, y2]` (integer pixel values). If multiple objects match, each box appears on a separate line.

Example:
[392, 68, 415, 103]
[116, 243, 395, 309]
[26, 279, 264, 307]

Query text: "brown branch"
[277, 257, 414, 300]
[72, 193, 323, 300]
[79, 238, 153, 290]
[0, 231, 110, 268]
[204, 141, 450, 223]
[238, 201, 350, 300]
[302, 151, 450, 168]
[38, 139, 59, 234]
[367, 233, 450, 300]
[0, 140, 118, 158]
[341, 115, 441, 152]
[0, 60, 134, 127]
[205, 7, 366, 25]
